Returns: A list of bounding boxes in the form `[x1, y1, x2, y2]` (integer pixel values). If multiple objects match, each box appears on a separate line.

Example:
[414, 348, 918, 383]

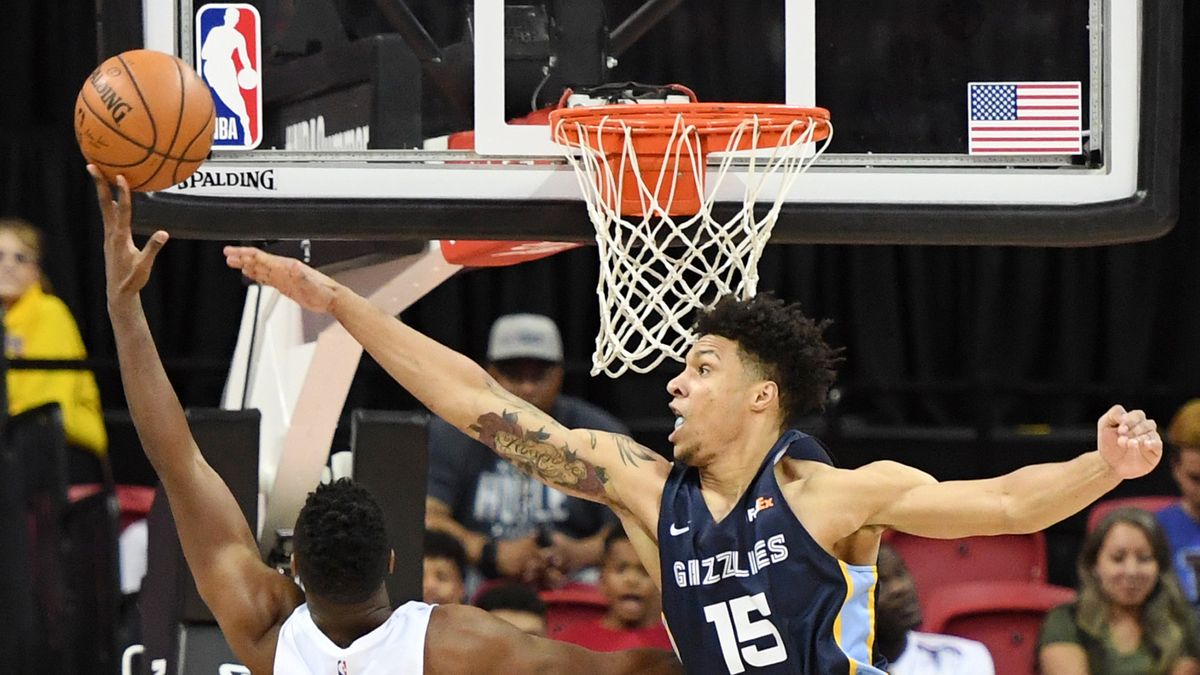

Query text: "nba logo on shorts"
[195, 3, 262, 149]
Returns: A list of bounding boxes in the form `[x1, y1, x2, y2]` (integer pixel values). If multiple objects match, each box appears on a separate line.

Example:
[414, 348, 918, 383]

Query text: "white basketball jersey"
[274, 601, 433, 674]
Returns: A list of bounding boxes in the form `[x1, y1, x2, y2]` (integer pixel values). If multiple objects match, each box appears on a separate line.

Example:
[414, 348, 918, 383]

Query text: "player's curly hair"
[694, 294, 841, 426]
[293, 479, 390, 604]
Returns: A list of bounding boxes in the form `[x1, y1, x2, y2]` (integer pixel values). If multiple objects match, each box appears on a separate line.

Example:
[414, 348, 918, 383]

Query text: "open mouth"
[616, 594, 645, 610]
[668, 415, 685, 442]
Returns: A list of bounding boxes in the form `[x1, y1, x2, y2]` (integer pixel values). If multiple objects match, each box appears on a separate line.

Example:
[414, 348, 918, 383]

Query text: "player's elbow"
[996, 489, 1051, 534]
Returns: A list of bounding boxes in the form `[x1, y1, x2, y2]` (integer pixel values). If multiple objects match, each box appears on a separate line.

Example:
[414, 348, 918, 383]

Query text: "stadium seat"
[67, 483, 156, 533]
[922, 580, 1076, 675]
[1086, 495, 1177, 533]
[884, 530, 1047, 623]
[540, 584, 609, 639]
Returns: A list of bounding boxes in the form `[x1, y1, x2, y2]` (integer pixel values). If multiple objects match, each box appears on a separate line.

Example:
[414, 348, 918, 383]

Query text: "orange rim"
[550, 103, 831, 141]
[549, 103, 831, 217]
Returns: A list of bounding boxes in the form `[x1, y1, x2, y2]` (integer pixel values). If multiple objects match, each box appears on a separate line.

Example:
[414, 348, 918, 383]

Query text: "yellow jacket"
[5, 285, 107, 455]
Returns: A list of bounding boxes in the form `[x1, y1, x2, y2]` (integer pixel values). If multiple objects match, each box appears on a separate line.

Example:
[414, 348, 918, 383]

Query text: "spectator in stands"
[875, 543, 995, 674]
[476, 582, 548, 637]
[423, 528, 467, 605]
[1040, 507, 1200, 675]
[0, 218, 106, 481]
[555, 529, 673, 653]
[1158, 399, 1200, 610]
[426, 314, 627, 588]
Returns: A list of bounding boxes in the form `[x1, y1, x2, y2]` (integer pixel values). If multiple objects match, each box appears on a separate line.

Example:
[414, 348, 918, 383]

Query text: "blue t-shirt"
[1156, 503, 1200, 607]
[426, 394, 627, 541]
[658, 430, 889, 674]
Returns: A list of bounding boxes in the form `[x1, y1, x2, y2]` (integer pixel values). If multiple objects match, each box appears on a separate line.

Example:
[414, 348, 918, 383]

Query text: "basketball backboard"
[127, 0, 1181, 245]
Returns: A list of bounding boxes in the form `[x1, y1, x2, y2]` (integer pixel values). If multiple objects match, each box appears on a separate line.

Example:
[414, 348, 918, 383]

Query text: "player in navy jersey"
[229, 247, 1165, 675]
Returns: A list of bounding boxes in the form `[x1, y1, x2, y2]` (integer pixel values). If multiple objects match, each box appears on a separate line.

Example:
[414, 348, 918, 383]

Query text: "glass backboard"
[127, 0, 1181, 245]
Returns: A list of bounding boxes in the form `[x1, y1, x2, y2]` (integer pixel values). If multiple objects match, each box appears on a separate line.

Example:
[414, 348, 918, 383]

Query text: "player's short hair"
[475, 583, 546, 618]
[1168, 399, 1200, 456]
[293, 479, 390, 604]
[423, 528, 467, 579]
[694, 294, 841, 425]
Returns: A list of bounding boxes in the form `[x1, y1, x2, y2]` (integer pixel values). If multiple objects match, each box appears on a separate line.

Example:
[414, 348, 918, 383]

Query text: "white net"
[554, 109, 832, 377]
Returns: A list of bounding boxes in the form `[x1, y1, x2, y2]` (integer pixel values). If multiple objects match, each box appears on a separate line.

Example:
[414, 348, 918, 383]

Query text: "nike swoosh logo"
[669, 523, 690, 536]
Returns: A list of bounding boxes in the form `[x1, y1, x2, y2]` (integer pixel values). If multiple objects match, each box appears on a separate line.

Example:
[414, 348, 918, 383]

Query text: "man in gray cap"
[425, 314, 629, 588]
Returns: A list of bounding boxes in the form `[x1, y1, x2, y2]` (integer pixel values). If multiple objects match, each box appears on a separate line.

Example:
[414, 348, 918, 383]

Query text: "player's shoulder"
[824, 459, 934, 487]
[235, 574, 305, 674]
[778, 456, 914, 487]
[778, 459, 935, 511]
[268, 572, 306, 627]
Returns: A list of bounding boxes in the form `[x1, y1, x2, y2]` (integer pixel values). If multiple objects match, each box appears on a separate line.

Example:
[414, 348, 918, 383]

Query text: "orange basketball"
[74, 49, 216, 192]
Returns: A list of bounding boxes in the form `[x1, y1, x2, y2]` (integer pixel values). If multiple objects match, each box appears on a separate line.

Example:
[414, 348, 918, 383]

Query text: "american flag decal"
[967, 81, 1082, 154]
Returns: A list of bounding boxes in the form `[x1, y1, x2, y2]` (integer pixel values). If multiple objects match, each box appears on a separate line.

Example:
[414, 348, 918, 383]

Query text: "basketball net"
[553, 107, 832, 377]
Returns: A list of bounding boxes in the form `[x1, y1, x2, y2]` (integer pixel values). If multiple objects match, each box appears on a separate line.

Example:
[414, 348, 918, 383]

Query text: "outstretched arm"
[800, 405, 1161, 543]
[425, 604, 681, 675]
[94, 168, 299, 673]
[224, 247, 670, 522]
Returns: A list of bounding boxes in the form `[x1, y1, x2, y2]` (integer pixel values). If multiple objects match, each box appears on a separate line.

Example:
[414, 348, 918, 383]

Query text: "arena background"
[2, 0, 1199, 603]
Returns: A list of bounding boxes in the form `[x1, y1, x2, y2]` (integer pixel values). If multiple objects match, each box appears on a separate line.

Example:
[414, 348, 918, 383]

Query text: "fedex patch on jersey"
[195, 3, 262, 149]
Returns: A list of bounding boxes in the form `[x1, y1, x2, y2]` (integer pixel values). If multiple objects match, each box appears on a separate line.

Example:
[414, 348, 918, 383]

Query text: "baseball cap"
[487, 314, 563, 363]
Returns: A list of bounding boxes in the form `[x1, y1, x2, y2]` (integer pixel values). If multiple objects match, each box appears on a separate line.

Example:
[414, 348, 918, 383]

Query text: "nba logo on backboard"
[195, 3, 262, 149]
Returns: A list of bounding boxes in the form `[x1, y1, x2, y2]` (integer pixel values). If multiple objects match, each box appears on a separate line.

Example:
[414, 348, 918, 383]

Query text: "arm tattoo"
[471, 410, 609, 498]
[614, 433, 657, 468]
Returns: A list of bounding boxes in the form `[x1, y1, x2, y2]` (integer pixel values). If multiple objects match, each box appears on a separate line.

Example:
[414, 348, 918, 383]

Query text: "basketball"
[74, 49, 216, 192]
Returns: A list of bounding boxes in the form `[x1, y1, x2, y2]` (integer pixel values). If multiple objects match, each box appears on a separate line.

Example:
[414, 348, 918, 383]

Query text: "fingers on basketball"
[88, 165, 114, 207]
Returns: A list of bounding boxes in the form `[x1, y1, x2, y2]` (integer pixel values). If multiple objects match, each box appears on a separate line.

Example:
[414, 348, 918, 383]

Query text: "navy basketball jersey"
[658, 430, 887, 674]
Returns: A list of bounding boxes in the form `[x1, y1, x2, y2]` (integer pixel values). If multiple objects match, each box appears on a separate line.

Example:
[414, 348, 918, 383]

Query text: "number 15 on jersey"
[703, 593, 788, 674]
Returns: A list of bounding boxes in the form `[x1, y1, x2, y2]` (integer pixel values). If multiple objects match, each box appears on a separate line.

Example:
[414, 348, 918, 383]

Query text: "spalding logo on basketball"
[74, 49, 216, 192]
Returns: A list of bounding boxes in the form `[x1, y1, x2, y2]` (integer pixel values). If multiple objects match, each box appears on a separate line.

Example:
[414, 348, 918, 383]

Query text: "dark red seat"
[885, 530, 1047, 626]
[1085, 495, 1176, 533]
[68, 483, 156, 532]
[540, 584, 609, 638]
[922, 580, 1076, 675]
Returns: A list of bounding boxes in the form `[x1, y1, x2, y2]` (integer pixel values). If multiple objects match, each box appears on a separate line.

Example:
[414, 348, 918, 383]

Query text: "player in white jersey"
[90, 166, 683, 675]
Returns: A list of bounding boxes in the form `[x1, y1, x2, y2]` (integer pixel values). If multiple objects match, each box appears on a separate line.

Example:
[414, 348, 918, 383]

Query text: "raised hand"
[88, 164, 167, 303]
[1097, 405, 1162, 479]
[223, 245, 338, 313]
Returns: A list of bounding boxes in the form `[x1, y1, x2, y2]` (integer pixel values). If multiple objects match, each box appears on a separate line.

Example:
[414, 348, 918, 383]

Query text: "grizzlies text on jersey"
[658, 430, 888, 674]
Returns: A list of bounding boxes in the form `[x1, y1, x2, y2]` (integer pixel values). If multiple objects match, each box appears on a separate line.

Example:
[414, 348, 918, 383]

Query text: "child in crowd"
[555, 529, 673, 652]
[423, 528, 467, 605]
